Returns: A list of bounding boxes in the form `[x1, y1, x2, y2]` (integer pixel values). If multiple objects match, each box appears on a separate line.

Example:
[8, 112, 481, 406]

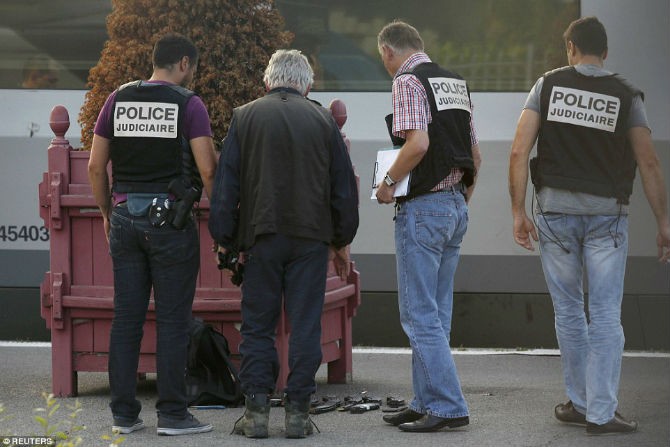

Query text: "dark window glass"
[0, 0, 109, 89]
[277, 0, 580, 92]
[0, 0, 579, 92]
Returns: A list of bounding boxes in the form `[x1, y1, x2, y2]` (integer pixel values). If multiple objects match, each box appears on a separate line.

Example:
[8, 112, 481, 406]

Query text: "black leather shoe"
[554, 401, 586, 426]
[398, 414, 469, 433]
[382, 408, 423, 426]
[586, 412, 638, 435]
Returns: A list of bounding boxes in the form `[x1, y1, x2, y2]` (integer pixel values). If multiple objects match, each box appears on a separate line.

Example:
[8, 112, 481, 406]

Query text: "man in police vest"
[88, 33, 217, 436]
[509, 16, 670, 435]
[376, 21, 481, 433]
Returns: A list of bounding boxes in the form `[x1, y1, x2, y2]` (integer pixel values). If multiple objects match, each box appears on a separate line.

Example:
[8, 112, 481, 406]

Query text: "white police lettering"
[114, 101, 178, 138]
[547, 86, 620, 132]
[428, 77, 471, 112]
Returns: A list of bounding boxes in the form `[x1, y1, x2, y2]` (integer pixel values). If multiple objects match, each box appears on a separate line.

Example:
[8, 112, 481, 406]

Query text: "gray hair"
[263, 49, 313, 95]
[377, 20, 424, 54]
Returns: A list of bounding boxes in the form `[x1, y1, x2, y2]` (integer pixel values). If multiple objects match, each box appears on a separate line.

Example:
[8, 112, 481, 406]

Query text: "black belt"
[396, 182, 465, 204]
[434, 182, 466, 194]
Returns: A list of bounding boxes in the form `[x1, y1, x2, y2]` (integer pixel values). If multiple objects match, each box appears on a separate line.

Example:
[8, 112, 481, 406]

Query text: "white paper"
[370, 148, 410, 200]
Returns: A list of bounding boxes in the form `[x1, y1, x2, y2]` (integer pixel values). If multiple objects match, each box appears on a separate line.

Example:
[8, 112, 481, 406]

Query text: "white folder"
[371, 148, 410, 200]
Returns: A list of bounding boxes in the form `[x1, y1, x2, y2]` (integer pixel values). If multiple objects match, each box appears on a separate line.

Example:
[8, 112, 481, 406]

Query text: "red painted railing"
[39, 103, 360, 397]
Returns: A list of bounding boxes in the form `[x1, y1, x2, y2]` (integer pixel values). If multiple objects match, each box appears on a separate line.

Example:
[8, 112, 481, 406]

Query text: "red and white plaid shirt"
[391, 52, 478, 190]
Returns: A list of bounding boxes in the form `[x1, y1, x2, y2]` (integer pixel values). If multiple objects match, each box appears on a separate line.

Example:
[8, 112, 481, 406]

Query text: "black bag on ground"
[185, 318, 243, 406]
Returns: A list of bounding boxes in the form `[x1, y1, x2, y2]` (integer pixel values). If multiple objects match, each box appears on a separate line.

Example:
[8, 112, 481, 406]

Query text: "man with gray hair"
[376, 20, 481, 433]
[209, 49, 359, 439]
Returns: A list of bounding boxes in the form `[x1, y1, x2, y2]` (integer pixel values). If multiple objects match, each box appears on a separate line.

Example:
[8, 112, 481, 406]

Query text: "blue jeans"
[394, 190, 469, 419]
[536, 213, 628, 425]
[108, 205, 199, 420]
[238, 233, 328, 402]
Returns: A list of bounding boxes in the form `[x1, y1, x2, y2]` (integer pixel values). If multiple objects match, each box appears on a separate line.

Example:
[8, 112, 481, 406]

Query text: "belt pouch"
[127, 192, 168, 216]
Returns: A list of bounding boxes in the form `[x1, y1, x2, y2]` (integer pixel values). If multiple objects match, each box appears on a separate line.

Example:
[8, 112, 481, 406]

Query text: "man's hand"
[375, 181, 395, 204]
[657, 223, 670, 263]
[215, 245, 233, 279]
[103, 215, 111, 244]
[513, 213, 538, 251]
[509, 109, 540, 251]
[88, 134, 112, 243]
[330, 245, 351, 281]
[628, 126, 670, 263]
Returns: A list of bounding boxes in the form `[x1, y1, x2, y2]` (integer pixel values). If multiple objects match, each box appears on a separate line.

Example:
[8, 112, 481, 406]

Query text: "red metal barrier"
[39, 104, 360, 397]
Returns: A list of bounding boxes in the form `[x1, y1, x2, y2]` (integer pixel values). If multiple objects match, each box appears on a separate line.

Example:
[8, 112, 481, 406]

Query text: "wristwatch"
[384, 172, 397, 187]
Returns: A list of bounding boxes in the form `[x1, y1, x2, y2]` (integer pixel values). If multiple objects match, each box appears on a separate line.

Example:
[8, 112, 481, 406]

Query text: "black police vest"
[389, 63, 474, 200]
[110, 81, 194, 193]
[535, 67, 641, 203]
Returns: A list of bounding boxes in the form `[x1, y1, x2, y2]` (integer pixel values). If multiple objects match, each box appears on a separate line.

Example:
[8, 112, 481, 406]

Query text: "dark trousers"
[108, 206, 199, 420]
[239, 233, 328, 402]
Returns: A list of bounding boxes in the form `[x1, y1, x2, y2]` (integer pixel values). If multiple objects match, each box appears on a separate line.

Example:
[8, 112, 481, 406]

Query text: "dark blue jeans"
[239, 233, 328, 403]
[108, 205, 199, 420]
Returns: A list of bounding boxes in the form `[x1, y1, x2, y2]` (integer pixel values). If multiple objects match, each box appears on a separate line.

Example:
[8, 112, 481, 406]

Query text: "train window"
[277, 0, 580, 92]
[0, 0, 579, 92]
[0, 0, 110, 89]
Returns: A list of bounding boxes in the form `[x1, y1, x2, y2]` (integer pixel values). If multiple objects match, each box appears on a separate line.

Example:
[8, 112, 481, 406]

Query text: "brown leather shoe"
[586, 412, 638, 435]
[398, 414, 469, 433]
[554, 401, 586, 426]
[382, 408, 423, 426]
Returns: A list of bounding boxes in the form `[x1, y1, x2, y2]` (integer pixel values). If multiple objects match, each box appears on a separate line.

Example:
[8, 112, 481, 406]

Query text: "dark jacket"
[209, 88, 359, 251]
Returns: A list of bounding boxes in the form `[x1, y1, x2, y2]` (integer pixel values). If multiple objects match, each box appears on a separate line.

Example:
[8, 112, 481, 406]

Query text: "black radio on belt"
[148, 197, 170, 227]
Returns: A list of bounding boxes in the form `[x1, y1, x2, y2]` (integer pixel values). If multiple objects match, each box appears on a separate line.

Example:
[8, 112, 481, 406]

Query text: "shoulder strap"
[187, 319, 207, 369]
[209, 330, 242, 400]
[167, 83, 195, 99]
[117, 80, 142, 91]
[542, 65, 574, 79]
[612, 74, 644, 101]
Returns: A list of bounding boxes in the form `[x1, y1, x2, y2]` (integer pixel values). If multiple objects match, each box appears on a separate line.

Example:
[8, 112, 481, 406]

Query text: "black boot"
[233, 394, 270, 438]
[285, 398, 313, 439]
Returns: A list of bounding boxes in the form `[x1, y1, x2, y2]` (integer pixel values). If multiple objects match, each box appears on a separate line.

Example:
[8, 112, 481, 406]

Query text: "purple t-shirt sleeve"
[93, 91, 118, 139]
[92, 86, 212, 140]
[183, 95, 213, 140]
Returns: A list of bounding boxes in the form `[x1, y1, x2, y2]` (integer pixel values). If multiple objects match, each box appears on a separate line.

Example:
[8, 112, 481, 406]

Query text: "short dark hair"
[152, 33, 198, 68]
[563, 16, 607, 57]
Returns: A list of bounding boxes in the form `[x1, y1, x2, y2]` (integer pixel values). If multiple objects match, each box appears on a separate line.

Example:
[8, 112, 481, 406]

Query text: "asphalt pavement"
[0, 343, 668, 447]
